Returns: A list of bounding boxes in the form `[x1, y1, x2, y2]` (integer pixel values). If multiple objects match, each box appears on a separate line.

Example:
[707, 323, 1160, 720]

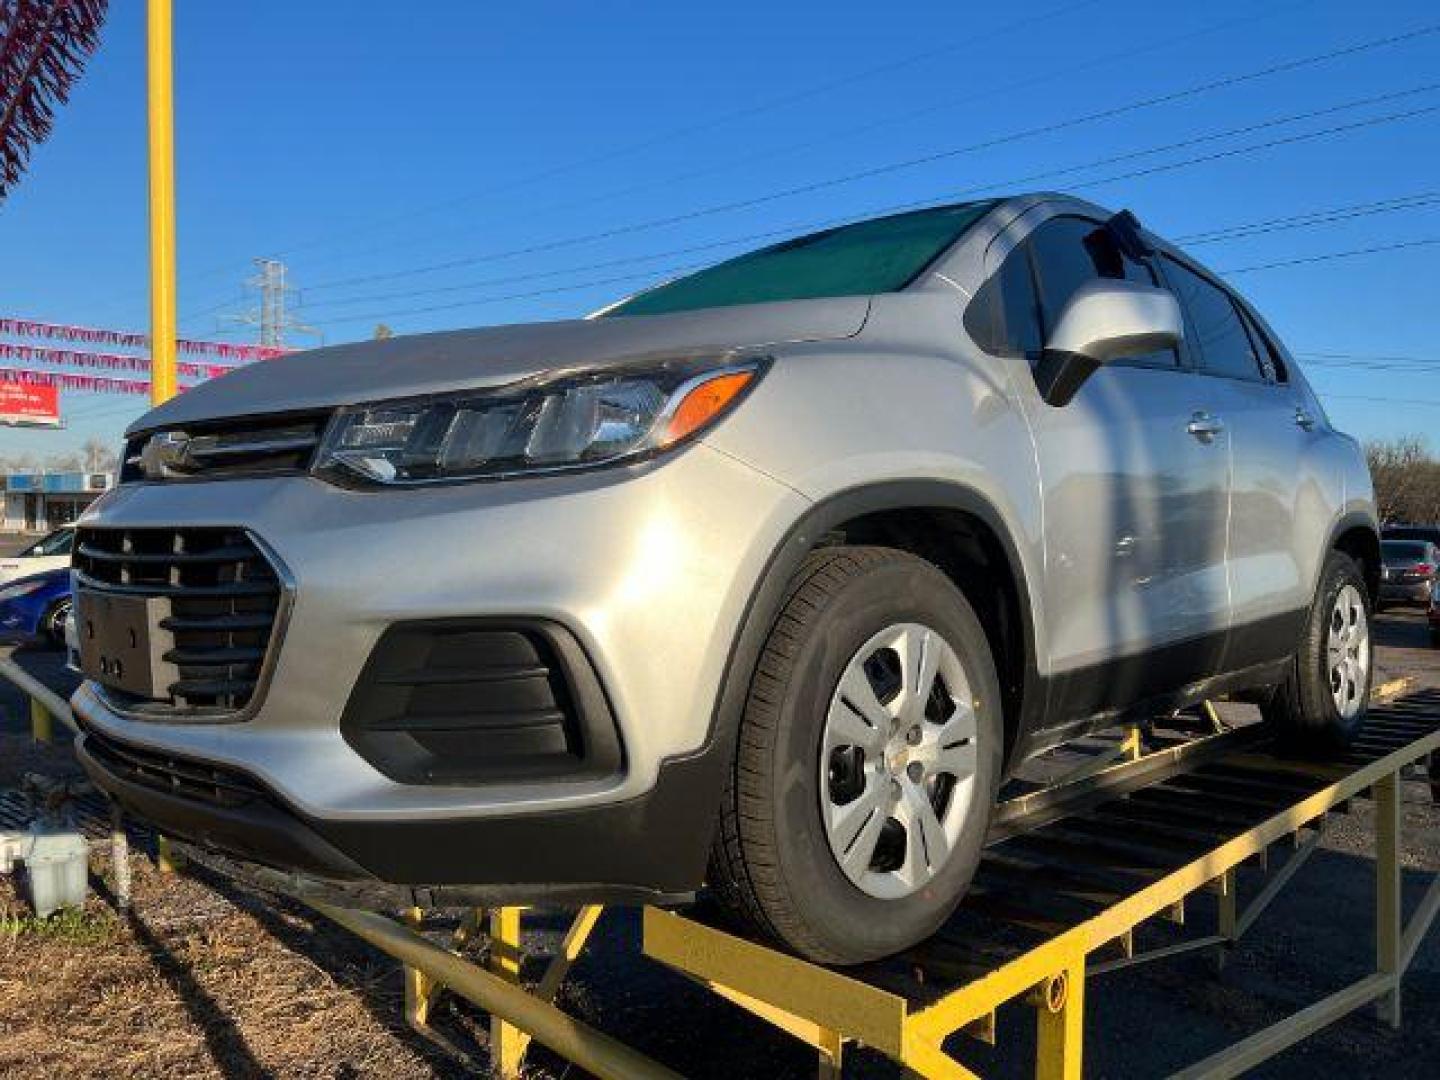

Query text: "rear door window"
[1159, 256, 1267, 382]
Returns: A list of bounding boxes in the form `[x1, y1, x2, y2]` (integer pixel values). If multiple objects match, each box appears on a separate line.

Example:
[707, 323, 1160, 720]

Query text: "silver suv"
[72, 194, 1378, 963]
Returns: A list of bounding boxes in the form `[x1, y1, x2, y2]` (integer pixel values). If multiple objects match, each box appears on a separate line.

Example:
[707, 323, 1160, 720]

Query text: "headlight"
[315, 355, 765, 485]
[0, 579, 47, 603]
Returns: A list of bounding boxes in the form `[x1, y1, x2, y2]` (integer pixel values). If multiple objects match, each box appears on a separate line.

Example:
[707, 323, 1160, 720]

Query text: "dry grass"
[0, 841, 458, 1079]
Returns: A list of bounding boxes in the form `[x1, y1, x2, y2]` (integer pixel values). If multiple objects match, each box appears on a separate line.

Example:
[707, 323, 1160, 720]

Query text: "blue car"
[0, 568, 72, 646]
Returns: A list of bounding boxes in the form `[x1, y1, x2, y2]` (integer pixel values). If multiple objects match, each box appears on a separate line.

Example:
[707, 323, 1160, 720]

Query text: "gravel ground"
[0, 527, 1436, 1078]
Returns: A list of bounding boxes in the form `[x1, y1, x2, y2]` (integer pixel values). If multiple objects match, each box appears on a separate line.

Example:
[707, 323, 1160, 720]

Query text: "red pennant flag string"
[0, 317, 290, 360]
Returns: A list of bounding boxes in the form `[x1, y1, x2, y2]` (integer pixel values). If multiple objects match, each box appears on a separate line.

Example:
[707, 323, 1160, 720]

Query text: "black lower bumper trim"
[75, 733, 372, 880]
[76, 725, 723, 902]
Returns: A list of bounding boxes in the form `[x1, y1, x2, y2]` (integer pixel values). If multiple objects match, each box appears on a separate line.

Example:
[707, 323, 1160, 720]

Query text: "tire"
[1429, 627, 1440, 649]
[1261, 551, 1372, 755]
[708, 546, 1003, 964]
[42, 598, 71, 648]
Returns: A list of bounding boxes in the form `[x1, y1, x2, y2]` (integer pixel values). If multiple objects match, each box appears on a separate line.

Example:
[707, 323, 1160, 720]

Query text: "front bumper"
[71, 442, 806, 895]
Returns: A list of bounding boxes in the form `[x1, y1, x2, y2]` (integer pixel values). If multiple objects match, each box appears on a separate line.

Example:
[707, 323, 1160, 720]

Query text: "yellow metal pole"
[402, 906, 433, 1027]
[490, 907, 525, 1078]
[1215, 867, 1239, 972]
[147, 0, 178, 406]
[155, 833, 185, 873]
[147, 0, 179, 871]
[1375, 771, 1402, 1027]
[1033, 965, 1084, 1080]
[29, 696, 51, 743]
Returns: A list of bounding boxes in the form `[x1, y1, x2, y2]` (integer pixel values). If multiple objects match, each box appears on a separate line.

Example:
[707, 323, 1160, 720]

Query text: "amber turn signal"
[661, 370, 756, 446]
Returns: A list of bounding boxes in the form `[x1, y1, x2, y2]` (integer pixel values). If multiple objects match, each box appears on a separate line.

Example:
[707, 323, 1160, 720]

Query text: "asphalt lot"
[1, 529, 1437, 1078]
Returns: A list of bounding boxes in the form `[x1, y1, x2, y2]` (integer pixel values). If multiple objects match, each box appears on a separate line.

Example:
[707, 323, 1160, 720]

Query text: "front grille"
[80, 723, 268, 809]
[121, 412, 330, 483]
[74, 527, 286, 714]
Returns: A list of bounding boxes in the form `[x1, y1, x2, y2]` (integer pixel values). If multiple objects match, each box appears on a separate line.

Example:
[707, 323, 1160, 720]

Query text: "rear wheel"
[708, 546, 1002, 964]
[1262, 551, 1372, 754]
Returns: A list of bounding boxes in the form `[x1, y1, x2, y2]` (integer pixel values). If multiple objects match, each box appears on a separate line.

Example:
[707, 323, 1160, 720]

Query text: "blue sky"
[1, 0, 1437, 460]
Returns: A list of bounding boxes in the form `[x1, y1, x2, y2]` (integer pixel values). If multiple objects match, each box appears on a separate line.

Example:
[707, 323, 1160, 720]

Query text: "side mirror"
[1034, 279, 1183, 406]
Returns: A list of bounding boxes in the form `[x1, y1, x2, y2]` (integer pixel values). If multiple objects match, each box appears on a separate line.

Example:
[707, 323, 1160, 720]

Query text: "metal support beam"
[155, 834, 183, 874]
[311, 902, 678, 1080]
[402, 907, 433, 1027]
[1034, 966, 1084, 1080]
[490, 907, 524, 1079]
[29, 696, 51, 743]
[1400, 872, 1440, 974]
[1374, 772, 1402, 1027]
[1234, 827, 1323, 939]
[109, 805, 131, 913]
[1214, 868, 1238, 972]
[1172, 973, 1394, 1079]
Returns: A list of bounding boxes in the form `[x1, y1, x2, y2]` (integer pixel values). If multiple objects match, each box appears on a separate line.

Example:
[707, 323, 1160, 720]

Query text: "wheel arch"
[1328, 512, 1381, 605]
[707, 480, 1042, 784]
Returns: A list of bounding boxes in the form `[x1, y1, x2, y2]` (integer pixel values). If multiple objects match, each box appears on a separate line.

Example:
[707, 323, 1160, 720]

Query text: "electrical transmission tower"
[229, 258, 321, 348]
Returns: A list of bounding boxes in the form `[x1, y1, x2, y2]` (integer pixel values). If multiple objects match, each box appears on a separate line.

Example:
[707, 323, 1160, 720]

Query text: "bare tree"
[80, 434, 115, 473]
[1366, 437, 1440, 524]
[43, 451, 82, 473]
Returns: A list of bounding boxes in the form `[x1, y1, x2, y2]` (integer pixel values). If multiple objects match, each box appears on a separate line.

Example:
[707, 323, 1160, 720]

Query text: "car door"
[1155, 254, 1315, 669]
[1000, 216, 1232, 726]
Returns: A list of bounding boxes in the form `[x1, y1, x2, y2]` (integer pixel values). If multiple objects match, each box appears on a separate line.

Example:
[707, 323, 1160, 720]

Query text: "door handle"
[1186, 411, 1224, 441]
[1294, 407, 1316, 431]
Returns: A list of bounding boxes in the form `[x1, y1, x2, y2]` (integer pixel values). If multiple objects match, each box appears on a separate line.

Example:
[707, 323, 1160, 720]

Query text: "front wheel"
[1262, 551, 1372, 755]
[42, 598, 71, 648]
[708, 546, 1002, 964]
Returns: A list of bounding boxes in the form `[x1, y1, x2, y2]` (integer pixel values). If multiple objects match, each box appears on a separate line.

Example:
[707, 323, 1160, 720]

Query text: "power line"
[303, 94, 1440, 326]
[299, 23, 1440, 295]
[1320, 393, 1440, 407]
[298, 187, 1440, 315]
[1303, 350, 1440, 364]
[268, 0, 1103, 263]
[1176, 192, 1440, 245]
[1224, 237, 1440, 274]
[285, 2, 1315, 277]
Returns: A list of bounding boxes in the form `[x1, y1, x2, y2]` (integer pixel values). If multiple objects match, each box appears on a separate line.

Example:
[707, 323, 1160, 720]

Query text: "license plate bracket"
[75, 589, 174, 699]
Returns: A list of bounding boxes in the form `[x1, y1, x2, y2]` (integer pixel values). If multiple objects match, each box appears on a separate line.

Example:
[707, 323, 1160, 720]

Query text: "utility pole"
[230, 257, 321, 348]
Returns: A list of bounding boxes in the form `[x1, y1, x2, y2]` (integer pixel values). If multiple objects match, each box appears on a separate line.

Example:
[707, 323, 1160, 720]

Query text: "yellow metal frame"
[641, 717, 1440, 1079]
[9, 606, 1432, 1079]
[385, 903, 620, 1079]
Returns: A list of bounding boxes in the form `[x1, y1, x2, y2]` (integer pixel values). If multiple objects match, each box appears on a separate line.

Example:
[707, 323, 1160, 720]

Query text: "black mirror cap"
[1105, 210, 1155, 260]
[1034, 349, 1101, 407]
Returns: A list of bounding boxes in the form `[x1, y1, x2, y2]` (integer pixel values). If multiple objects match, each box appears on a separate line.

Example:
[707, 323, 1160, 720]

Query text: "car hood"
[131, 296, 871, 432]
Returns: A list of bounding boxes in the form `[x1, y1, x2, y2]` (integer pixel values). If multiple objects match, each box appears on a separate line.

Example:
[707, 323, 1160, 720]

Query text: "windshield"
[20, 527, 73, 558]
[1383, 541, 1429, 562]
[604, 201, 997, 318]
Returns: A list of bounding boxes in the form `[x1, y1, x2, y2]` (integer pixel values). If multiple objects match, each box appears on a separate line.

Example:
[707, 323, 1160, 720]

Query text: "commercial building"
[1, 472, 113, 532]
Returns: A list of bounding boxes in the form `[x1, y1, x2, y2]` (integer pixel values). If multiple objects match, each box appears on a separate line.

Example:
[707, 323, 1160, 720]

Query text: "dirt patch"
[0, 844, 456, 1079]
